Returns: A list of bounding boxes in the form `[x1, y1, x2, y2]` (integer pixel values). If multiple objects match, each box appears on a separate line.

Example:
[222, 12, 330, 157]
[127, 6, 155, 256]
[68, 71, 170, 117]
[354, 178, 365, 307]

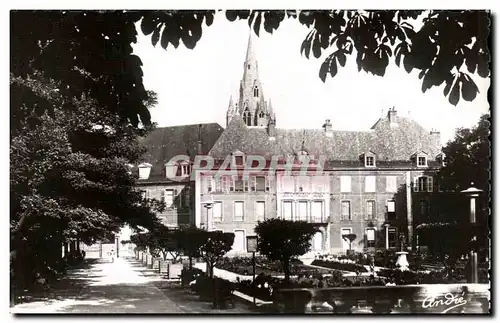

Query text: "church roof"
[139, 123, 224, 179]
[208, 114, 442, 163]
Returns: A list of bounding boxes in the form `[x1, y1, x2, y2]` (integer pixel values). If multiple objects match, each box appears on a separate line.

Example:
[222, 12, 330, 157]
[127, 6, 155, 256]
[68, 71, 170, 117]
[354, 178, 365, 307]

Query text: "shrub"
[311, 259, 368, 273]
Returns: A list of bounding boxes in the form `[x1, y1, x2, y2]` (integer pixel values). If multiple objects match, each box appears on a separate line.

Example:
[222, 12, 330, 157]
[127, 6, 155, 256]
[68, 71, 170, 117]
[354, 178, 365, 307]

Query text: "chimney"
[267, 118, 276, 139]
[430, 128, 441, 146]
[197, 124, 203, 155]
[388, 107, 397, 124]
[323, 119, 333, 137]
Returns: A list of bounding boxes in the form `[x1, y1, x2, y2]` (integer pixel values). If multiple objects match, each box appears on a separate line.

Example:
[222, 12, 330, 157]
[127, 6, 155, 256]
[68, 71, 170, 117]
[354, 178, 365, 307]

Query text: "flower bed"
[215, 257, 332, 277]
[311, 259, 368, 273]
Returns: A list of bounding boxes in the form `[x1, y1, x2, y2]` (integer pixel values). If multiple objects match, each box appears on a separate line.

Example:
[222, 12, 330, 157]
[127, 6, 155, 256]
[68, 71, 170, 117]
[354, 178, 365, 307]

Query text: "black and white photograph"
[9, 7, 491, 315]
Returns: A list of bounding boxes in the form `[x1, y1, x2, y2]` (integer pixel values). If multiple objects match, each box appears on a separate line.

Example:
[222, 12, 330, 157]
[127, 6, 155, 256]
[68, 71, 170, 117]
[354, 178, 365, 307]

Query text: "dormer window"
[361, 151, 376, 167]
[180, 162, 192, 176]
[138, 163, 152, 180]
[436, 153, 446, 167]
[233, 150, 245, 166]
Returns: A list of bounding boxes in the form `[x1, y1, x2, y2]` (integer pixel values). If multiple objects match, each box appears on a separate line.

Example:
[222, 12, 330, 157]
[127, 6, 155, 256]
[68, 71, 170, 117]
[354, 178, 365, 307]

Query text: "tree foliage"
[437, 114, 490, 197]
[11, 10, 490, 133]
[419, 114, 490, 261]
[10, 73, 163, 287]
[255, 219, 317, 282]
[199, 231, 235, 279]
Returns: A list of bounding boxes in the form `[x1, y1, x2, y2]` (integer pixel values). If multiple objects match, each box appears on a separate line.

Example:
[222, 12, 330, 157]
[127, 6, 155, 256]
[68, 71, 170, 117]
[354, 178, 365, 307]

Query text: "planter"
[152, 258, 160, 270]
[147, 254, 153, 267]
[169, 263, 183, 279]
[395, 252, 409, 271]
[159, 260, 170, 274]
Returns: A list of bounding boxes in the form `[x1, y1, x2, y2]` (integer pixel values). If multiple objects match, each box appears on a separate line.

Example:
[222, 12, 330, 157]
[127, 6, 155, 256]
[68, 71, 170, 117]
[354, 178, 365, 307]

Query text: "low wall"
[272, 283, 490, 314]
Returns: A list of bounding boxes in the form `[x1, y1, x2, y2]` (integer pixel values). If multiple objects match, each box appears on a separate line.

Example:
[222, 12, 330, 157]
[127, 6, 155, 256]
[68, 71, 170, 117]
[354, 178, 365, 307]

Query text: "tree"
[140, 10, 489, 106]
[10, 73, 164, 289]
[255, 219, 317, 283]
[11, 10, 489, 131]
[179, 226, 206, 270]
[342, 233, 357, 251]
[428, 113, 491, 261]
[199, 231, 235, 279]
[437, 114, 490, 197]
[158, 229, 183, 263]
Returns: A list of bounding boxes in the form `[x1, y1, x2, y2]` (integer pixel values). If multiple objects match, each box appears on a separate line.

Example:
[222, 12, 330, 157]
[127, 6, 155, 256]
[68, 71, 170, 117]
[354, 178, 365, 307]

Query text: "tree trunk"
[282, 258, 290, 284]
[189, 255, 193, 270]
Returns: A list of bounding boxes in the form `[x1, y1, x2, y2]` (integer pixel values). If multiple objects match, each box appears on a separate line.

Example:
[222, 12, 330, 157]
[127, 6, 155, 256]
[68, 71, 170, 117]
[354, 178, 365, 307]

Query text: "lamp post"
[246, 235, 258, 307]
[202, 197, 215, 231]
[461, 182, 483, 284]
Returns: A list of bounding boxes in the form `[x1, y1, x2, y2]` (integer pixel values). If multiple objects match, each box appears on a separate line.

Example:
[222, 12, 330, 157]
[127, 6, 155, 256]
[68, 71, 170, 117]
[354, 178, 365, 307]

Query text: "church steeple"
[226, 30, 276, 129]
[226, 96, 235, 127]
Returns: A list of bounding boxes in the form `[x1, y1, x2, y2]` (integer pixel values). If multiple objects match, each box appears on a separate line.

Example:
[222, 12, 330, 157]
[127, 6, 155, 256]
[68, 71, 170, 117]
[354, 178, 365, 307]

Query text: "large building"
[136, 34, 444, 255]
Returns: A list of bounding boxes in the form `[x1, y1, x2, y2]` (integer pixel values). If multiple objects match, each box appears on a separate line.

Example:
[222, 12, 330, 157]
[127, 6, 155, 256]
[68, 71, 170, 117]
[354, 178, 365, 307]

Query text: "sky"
[132, 12, 490, 146]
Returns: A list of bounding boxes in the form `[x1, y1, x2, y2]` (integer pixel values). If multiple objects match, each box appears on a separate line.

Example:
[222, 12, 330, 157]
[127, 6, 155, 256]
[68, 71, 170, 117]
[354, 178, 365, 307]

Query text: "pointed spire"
[228, 96, 234, 112]
[245, 30, 256, 64]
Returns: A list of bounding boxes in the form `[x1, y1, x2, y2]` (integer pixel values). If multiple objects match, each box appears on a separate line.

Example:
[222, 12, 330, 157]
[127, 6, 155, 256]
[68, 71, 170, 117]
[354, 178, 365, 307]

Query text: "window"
[312, 201, 324, 222]
[248, 64, 250, 70]
[207, 177, 213, 192]
[184, 187, 191, 208]
[254, 86, 259, 97]
[414, 176, 433, 192]
[256, 201, 266, 221]
[255, 176, 266, 191]
[340, 176, 351, 192]
[366, 200, 375, 220]
[138, 163, 152, 179]
[234, 176, 244, 192]
[234, 201, 244, 221]
[419, 200, 429, 217]
[341, 201, 351, 220]
[258, 111, 265, 118]
[164, 189, 174, 208]
[365, 176, 376, 192]
[233, 230, 246, 252]
[235, 155, 244, 166]
[213, 202, 222, 222]
[386, 176, 397, 192]
[387, 200, 396, 213]
[265, 176, 272, 192]
[298, 201, 308, 221]
[366, 228, 376, 248]
[417, 156, 427, 167]
[365, 156, 375, 167]
[181, 164, 191, 176]
[243, 109, 252, 126]
[388, 228, 397, 249]
[282, 201, 293, 220]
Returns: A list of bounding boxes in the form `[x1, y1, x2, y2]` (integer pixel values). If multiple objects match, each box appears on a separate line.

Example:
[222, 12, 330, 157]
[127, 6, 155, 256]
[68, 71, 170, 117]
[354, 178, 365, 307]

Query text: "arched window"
[254, 86, 259, 97]
[259, 111, 265, 118]
[243, 109, 252, 126]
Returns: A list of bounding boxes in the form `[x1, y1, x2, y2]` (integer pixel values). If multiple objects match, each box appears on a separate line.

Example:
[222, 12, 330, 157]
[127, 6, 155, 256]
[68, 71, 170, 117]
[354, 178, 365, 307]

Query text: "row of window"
[206, 176, 272, 193]
[141, 187, 191, 209]
[210, 200, 266, 222]
[281, 200, 325, 222]
[340, 199, 395, 221]
[340, 227, 398, 249]
[204, 175, 434, 193]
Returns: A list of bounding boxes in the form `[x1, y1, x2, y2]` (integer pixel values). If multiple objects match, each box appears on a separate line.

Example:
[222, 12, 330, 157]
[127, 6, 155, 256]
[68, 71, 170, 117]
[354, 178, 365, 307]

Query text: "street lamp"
[461, 182, 483, 283]
[202, 197, 215, 231]
[246, 235, 258, 306]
